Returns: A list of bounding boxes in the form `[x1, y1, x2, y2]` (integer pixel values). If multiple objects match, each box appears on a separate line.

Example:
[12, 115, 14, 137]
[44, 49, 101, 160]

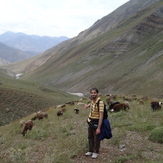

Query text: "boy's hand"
[83, 104, 90, 109]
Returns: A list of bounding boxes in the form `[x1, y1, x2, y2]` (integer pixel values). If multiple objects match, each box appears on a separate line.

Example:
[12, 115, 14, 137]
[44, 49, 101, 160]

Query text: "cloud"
[0, 0, 129, 37]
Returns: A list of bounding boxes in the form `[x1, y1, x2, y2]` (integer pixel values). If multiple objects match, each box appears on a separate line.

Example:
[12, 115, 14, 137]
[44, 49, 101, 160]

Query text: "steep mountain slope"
[0, 42, 30, 63]
[2, 0, 163, 98]
[0, 31, 69, 53]
[77, 0, 160, 42]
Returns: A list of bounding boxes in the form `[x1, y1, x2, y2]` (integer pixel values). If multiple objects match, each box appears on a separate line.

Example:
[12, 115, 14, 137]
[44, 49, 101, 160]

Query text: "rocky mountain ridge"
[0, 31, 69, 63]
[0, 31, 69, 53]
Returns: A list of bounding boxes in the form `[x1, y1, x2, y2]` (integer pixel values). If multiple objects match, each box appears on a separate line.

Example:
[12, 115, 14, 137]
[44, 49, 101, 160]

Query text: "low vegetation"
[0, 73, 79, 126]
[0, 95, 162, 163]
[148, 127, 163, 144]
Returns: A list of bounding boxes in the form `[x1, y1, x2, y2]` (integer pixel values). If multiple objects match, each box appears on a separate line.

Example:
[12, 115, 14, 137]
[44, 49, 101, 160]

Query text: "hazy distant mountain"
[2, 0, 163, 98]
[0, 31, 69, 53]
[0, 42, 30, 63]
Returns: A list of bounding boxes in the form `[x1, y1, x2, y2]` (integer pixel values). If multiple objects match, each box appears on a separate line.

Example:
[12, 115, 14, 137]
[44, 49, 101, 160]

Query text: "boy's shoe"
[92, 153, 99, 159]
[85, 152, 93, 156]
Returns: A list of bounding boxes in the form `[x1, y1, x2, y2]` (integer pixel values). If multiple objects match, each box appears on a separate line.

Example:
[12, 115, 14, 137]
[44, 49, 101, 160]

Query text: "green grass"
[0, 95, 163, 163]
[0, 73, 80, 126]
[114, 154, 137, 163]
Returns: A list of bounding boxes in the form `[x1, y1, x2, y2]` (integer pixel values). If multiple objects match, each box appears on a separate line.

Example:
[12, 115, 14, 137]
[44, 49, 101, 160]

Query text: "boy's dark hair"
[90, 88, 99, 93]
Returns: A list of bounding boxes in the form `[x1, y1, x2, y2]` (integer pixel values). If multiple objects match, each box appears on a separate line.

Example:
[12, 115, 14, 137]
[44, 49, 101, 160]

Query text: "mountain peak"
[0, 31, 69, 59]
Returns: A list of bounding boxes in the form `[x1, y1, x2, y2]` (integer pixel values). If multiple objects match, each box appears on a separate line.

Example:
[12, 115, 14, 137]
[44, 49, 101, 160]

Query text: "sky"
[0, 0, 129, 38]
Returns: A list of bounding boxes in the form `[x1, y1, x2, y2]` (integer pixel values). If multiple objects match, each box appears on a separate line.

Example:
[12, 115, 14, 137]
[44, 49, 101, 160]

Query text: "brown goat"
[111, 102, 130, 112]
[66, 101, 74, 105]
[22, 120, 34, 136]
[138, 99, 144, 105]
[61, 107, 66, 112]
[108, 101, 120, 111]
[31, 111, 48, 120]
[57, 110, 63, 116]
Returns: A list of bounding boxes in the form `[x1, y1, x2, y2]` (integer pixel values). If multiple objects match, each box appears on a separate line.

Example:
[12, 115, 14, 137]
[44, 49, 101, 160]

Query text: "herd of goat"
[20, 94, 162, 136]
[20, 111, 48, 136]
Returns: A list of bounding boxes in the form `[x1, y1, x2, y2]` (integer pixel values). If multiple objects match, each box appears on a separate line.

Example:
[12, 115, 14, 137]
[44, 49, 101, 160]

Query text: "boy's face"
[90, 90, 98, 100]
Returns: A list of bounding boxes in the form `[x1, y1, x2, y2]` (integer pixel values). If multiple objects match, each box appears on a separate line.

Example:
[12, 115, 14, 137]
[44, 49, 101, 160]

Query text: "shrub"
[148, 127, 163, 143]
[3, 147, 27, 163]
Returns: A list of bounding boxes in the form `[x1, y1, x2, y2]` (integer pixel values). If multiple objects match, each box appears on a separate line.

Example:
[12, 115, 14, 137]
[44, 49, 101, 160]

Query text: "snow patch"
[68, 92, 83, 97]
[15, 73, 22, 79]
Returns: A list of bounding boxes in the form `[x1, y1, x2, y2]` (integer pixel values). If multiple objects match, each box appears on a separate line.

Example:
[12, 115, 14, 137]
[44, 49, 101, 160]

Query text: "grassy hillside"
[0, 1, 162, 162]
[0, 95, 163, 163]
[0, 71, 80, 126]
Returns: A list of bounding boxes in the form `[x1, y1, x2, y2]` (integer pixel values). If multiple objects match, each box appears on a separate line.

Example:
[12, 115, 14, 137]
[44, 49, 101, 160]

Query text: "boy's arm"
[96, 101, 104, 135]
[96, 111, 103, 135]
[83, 103, 90, 109]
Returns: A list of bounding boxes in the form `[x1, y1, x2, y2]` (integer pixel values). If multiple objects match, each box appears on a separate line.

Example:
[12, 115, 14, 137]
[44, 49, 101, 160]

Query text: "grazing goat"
[22, 120, 34, 136]
[74, 108, 79, 114]
[57, 110, 63, 116]
[123, 96, 132, 101]
[61, 104, 66, 108]
[111, 102, 130, 112]
[20, 120, 25, 127]
[108, 102, 120, 111]
[61, 107, 66, 112]
[132, 94, 137, 100]
[57, 104, 66, 108]
[66, 101, 74, 105]
[151, 101, 162, 111]
[31, 111, 48, 120]
[138, 99, 145, 105]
